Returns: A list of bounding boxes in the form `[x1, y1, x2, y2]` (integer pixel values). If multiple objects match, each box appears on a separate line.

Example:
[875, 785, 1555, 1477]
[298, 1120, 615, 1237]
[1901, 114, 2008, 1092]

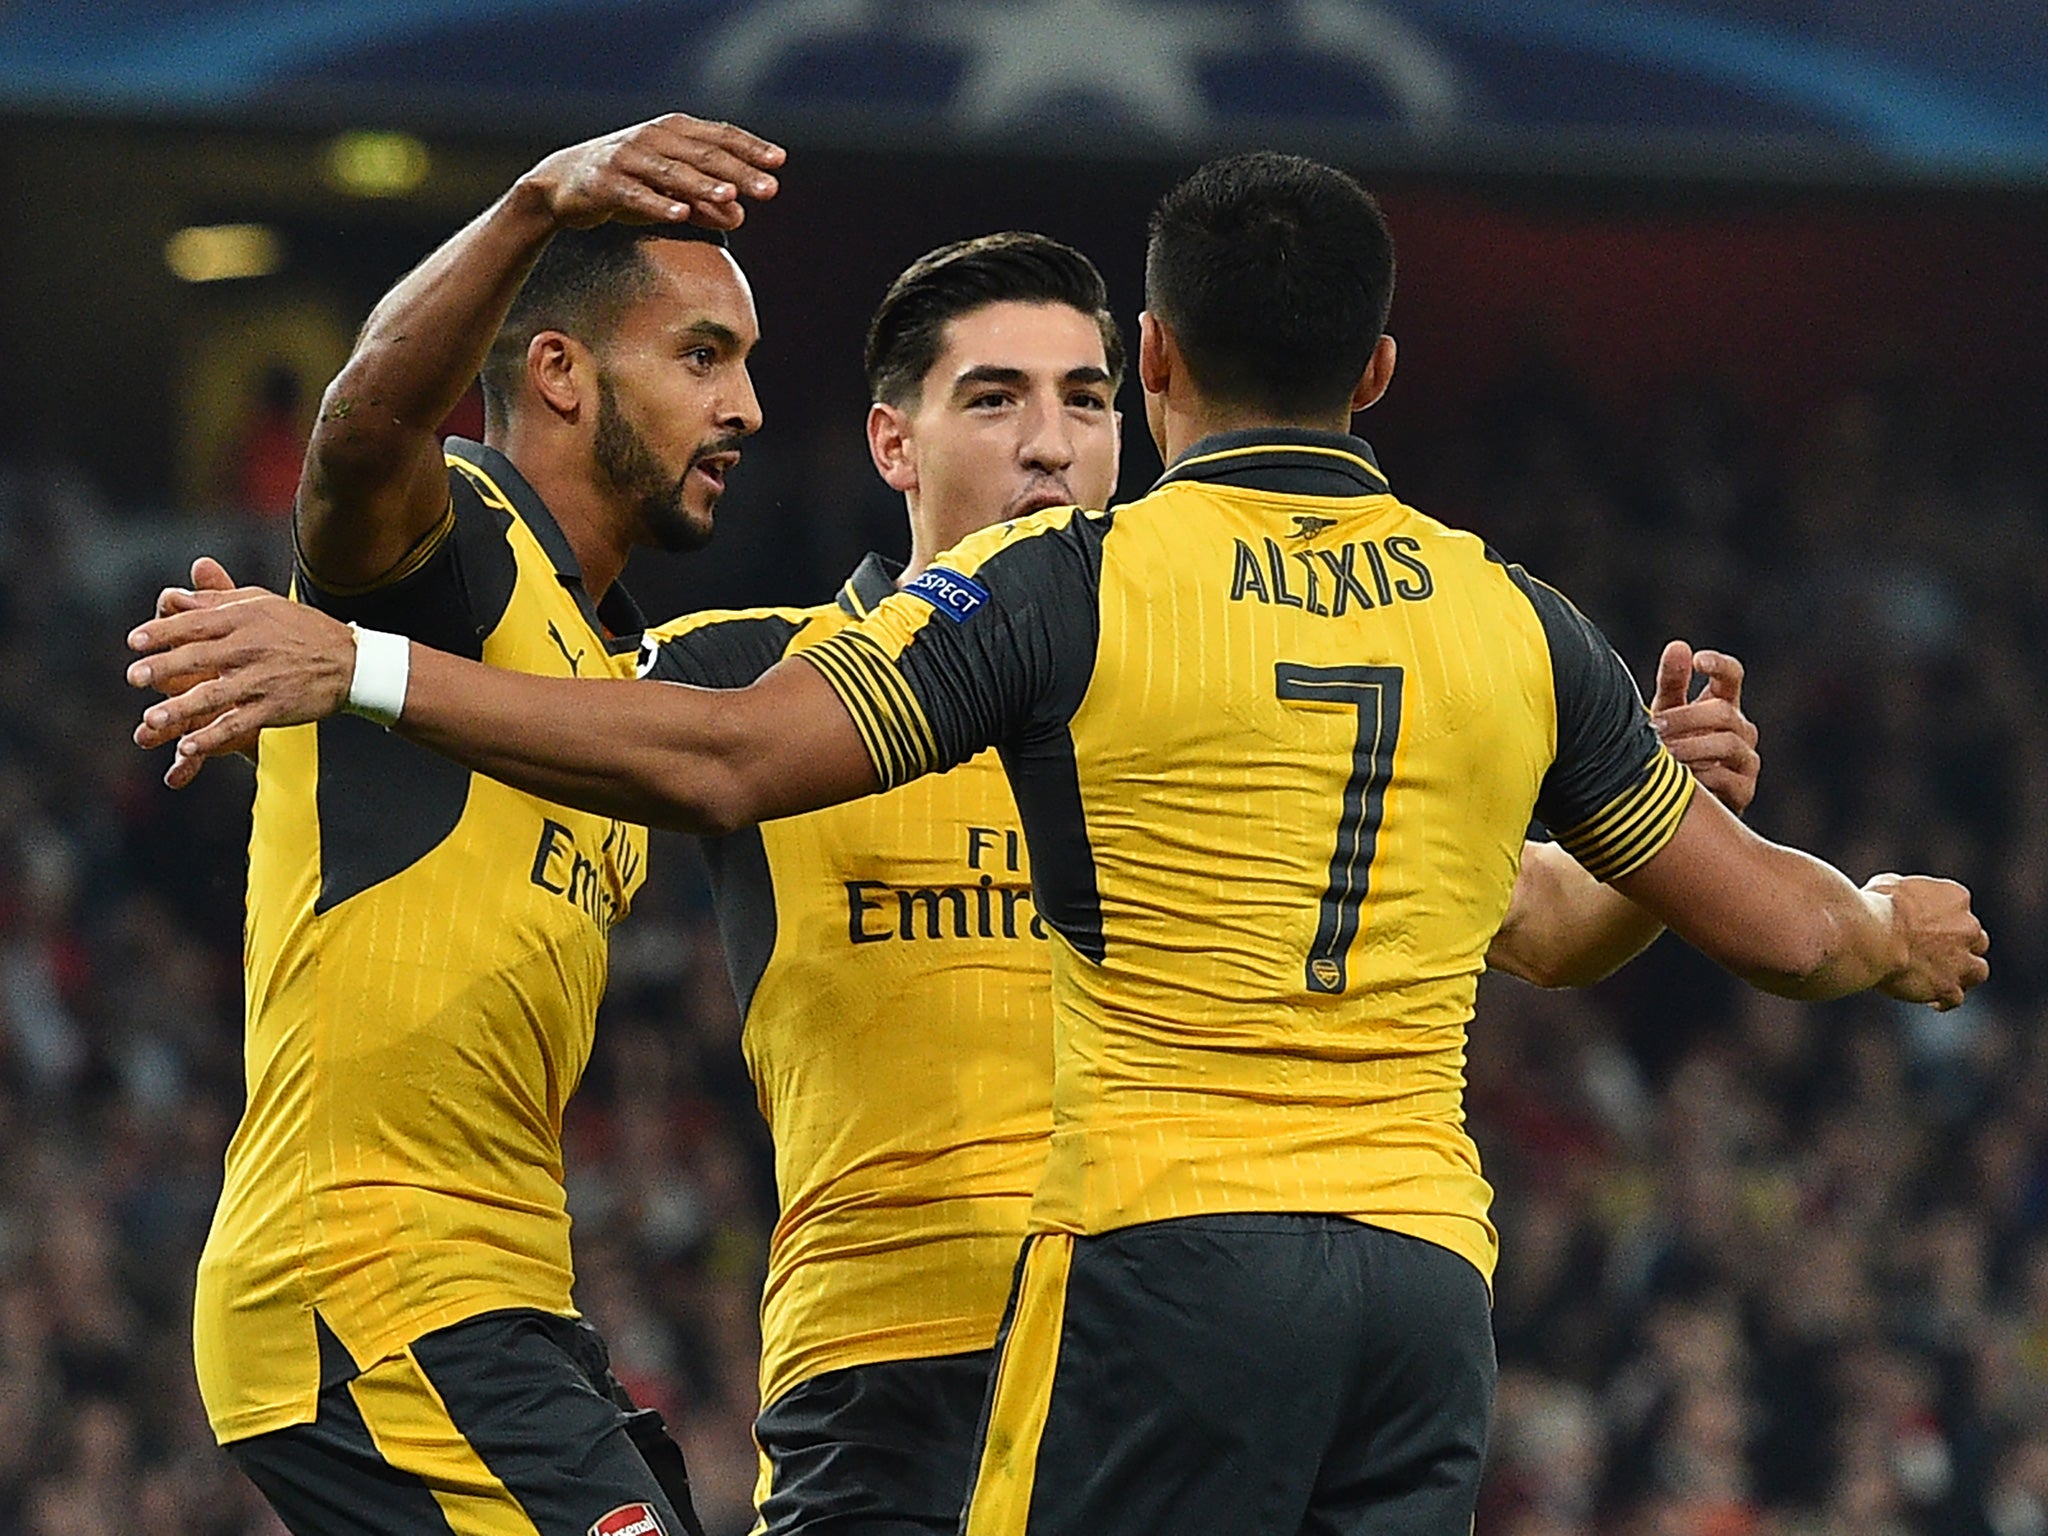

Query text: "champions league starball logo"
[685, 0, 1470, 137]
[6, 2, 2039, 172]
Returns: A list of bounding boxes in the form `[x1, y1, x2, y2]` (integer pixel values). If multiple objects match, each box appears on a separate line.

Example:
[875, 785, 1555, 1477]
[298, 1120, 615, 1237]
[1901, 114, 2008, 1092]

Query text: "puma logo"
[547, 621, 585, 676]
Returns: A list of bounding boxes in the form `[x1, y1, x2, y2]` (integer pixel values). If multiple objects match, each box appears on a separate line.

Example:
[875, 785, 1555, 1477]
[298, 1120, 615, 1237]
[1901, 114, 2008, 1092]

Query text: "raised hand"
[1651, 639, 1760, 815]
[1867, 873, 1991, 1010]
[517, 113, 786, 233]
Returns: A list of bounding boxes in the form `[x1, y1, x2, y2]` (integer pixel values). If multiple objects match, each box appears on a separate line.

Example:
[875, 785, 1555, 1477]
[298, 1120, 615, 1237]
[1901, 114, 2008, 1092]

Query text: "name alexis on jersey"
[1229, 535, 1434, 616]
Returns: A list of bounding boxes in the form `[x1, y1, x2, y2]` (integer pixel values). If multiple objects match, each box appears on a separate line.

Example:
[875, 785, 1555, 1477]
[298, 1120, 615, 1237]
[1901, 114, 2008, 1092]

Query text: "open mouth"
[692, 450, 741, 494]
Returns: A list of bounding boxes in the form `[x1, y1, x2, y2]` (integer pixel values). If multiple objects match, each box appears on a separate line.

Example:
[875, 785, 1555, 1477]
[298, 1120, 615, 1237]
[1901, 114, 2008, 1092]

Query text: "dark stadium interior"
[1, 103, 2046, 1535]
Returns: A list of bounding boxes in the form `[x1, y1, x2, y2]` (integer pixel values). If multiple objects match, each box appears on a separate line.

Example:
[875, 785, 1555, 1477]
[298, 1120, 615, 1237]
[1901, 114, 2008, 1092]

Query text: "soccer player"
[179, 114, 782, 1536]
[130, 154, 1988, 1536]
[642, 230, 1761, 1534]
[630, 232, 1128, 1535]
[153, 226, 1762, 1536]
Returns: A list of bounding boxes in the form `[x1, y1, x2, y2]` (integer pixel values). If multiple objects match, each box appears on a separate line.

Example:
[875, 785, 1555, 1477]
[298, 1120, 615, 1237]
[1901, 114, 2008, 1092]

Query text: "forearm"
[1489, 841, 1664, 987]
[393, 644, 879, 835]
[1696, 845, 1903, 1000]
[129, 584, 881, 819]
[395, 644, 759, 833]
[1612, 796, 1907, 1000]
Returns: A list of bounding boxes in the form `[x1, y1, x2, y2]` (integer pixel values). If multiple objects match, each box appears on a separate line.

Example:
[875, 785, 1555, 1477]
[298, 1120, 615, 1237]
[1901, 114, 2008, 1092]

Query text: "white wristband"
[345, 624, 410, 727]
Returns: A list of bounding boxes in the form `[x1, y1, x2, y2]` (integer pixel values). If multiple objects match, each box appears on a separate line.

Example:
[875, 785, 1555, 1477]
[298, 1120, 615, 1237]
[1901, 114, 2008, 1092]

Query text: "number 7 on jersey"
[1273, 663, 1405, 994]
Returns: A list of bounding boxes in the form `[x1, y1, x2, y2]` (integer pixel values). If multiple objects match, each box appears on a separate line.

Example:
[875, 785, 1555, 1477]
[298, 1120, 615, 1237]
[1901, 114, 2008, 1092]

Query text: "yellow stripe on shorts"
[749, 1437, 773, 1536]
[964, 1235, 1074, 1536]
[348, 1345, 540, 1536]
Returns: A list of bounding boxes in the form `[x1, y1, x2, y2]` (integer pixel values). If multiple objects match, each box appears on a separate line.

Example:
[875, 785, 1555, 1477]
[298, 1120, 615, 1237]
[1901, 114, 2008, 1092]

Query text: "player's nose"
[721, 364, 763, 438]
[1018, 396, 1075, 472]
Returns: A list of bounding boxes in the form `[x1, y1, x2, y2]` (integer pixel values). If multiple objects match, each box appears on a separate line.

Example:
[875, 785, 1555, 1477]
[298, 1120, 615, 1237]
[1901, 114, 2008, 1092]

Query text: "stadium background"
[1, 3, 2046, 1532]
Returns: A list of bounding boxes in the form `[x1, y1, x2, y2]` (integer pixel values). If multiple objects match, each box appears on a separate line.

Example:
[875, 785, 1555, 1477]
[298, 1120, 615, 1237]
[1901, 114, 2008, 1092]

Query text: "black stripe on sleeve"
[296, 465, 518, 660]
[1496, 557, 1694, 878]
[802, 629, 939, 789]
[810, 512, 1108, 780]
[904, 517, 1103, 765]
[1554, 747, 1696, 882]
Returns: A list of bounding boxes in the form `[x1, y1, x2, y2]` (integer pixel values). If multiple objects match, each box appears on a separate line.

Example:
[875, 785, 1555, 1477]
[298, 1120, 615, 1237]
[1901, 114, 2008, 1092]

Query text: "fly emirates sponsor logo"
[844, 824, 1045, 945]
[529, 817, 640, 932]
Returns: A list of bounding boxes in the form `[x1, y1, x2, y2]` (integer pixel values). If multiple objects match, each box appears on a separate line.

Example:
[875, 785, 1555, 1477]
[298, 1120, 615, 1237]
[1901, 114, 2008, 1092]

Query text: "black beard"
[594, 373, 713, 553]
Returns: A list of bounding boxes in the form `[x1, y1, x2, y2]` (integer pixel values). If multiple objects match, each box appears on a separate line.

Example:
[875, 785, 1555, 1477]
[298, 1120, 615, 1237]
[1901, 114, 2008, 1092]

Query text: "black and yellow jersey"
[801, 428, 1694, 1284]
[196, 439, 649, 1443]
[639, 554, 1052, 1411]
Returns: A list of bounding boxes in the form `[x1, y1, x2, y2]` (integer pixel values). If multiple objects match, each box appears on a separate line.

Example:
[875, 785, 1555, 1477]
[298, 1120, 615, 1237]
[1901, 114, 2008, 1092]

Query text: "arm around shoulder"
[130, 591, 877, 829]
[394, 645, 880, 834]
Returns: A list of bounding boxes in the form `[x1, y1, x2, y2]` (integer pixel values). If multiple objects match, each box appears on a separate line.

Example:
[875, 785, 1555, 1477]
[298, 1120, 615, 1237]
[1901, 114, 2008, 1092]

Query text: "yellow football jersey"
[802, 430, 1694, 1285]
[195, 440, 649, 1442]
[639, 555, 1052, 1411]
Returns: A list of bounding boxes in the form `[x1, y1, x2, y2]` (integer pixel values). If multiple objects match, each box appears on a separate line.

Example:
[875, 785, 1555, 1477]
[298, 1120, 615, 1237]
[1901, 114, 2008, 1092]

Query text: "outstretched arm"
[1490, 640, 1758, 986]
[1612, 788, 1986, 1008]
[297, 114, 783, 590]
[399, 645, 876, 833]
[128, 591, 872, 833]
[137, 506, 1097, 825]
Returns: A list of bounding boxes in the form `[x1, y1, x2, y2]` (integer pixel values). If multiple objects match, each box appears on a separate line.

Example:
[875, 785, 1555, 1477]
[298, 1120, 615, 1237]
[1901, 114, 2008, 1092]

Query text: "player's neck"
[495, 444, 622, 602]
[493, 432, 630, 599]
[900, 496, 994, 585]
[542, 486, 631, 600]
[1160, 400, 1355, 465]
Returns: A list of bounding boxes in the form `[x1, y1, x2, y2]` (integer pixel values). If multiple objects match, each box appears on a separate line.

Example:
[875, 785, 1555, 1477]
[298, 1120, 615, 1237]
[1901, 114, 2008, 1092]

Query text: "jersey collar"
[835, 551, 906, 619]
[1151, 427, 1389, 499]
[444, 436, 646, 645]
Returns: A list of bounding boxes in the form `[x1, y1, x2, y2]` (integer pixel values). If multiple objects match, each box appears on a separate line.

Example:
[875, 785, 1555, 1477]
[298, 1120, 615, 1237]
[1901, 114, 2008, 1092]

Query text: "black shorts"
[227, 1309, 704, 1536]
[961, 1215, 1495, 1536]
[753, 1351, 993, 1535]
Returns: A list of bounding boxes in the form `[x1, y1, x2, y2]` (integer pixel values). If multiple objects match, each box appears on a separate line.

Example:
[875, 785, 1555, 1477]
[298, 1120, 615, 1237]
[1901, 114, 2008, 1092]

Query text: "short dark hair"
[1145, 153, 1394, 418]
[864, 232, 1125, 409]
[479, 222, 728, 430]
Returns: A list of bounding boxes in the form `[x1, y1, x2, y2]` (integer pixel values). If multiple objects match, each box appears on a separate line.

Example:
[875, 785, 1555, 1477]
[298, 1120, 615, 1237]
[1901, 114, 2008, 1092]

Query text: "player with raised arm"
[130, 155, 1983, 1535]
[145, 227, 1762, 1535]
[177, 114, 781, 1536]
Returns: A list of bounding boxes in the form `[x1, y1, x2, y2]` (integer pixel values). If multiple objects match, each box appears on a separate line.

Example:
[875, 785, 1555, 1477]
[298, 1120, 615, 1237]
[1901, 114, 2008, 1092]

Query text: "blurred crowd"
[0, 339, 2042, 1536]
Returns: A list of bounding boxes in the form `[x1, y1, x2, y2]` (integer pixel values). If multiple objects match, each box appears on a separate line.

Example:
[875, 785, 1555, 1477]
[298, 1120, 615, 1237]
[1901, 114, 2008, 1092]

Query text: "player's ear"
[528, 332, 588, 422]
[1138, 312, 1172, 398]
[867, 401, 918, 493]
[1350, 334, 1397, 413]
